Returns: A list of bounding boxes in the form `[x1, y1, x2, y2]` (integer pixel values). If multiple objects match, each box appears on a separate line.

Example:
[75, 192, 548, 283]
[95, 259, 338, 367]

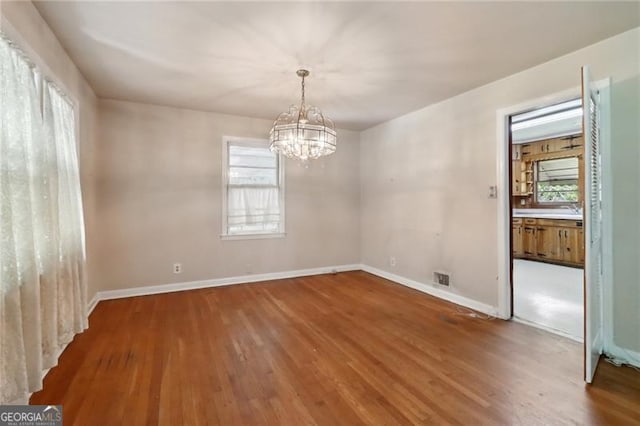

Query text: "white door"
[582, 66, 604, 383]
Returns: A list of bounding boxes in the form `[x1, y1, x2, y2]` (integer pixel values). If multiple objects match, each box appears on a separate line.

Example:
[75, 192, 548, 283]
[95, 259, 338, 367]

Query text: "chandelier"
[269, 69, 337, 161]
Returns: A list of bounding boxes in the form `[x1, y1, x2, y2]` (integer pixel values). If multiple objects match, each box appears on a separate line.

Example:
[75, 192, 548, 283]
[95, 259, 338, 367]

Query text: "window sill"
[220, 232, 286, 241]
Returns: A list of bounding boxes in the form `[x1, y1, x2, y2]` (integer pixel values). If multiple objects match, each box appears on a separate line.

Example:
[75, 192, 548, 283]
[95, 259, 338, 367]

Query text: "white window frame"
[221, 136, 285, 240]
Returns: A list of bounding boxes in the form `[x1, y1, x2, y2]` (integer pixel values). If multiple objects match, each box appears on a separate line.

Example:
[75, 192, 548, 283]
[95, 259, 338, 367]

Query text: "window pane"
[227, 187, 280, 235]
[537, 181, 579, 202]
[538, 157, 579, 181]
[228, 222, 280, 234]
[536, 158, 579, 203]
[229, 144, 277, 168]
[229, 166, 277, 186]
[224, 140, 282, 236]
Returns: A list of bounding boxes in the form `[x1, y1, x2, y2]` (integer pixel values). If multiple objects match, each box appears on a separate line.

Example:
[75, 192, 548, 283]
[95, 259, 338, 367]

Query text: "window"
[222, 138, 285, 238]
[536, 157, 579, 203]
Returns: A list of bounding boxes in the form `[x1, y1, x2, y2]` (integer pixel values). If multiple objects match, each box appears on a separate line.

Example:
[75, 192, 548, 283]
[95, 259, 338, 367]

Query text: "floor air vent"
[434, 271, 450, 287]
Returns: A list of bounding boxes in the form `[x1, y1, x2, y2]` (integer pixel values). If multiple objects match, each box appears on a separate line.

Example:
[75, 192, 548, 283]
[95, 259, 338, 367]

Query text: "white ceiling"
[34, 1, 639, 130]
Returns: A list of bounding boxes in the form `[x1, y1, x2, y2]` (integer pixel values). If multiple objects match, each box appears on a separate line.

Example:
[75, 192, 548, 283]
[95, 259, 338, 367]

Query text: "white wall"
[610, 65, 640, 354]
[360, 28, 640, 354]
[1, 0, 101, 300]
[94, 99, 360, 292]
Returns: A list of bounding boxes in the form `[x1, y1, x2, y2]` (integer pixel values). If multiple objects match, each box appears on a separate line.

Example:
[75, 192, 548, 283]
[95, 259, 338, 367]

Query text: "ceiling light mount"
[269, 69, 336, 162]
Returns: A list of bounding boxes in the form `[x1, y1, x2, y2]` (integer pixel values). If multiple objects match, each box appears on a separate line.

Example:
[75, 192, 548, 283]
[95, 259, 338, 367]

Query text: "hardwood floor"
[31, 271, 640, 425]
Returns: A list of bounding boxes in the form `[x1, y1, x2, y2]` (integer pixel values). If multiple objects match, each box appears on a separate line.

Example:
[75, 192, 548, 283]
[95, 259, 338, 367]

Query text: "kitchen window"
[221, 137, 285, 239]
[536, 157, 579, 203]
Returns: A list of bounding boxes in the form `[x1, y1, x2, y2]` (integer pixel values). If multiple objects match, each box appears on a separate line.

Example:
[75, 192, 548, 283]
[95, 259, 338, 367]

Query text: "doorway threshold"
[513, 316, 583, 343]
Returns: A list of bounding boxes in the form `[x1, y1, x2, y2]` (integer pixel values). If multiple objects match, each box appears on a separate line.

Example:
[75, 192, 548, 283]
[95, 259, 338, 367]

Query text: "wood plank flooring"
[31, 271, 640, 425]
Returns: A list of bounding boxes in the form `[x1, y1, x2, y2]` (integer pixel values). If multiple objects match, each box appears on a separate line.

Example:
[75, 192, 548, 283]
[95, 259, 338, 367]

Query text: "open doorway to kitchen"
[498, 71, 609, 383]
[509, 98, 585, 341]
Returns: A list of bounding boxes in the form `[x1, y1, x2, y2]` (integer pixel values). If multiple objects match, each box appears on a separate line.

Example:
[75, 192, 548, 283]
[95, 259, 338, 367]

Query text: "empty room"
[1, 1, 640, 425]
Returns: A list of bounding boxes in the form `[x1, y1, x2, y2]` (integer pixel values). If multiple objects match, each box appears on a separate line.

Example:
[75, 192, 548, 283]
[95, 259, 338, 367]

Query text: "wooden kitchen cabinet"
[578, 229, 585, 264]
[534, 225, 548, 258]
[512, 161, 521, 195]
[512, 217, 584, 267]
[536, 226, 563, 260]
[562, 228, 582, 264]
[523, 225, 536, 257]
[536, 140, 554, 155]
[557, 134, 583, 151]
[520, 143, 534, 161]
[520, 135, 584, 161]
[512, 144, 522, 161]
[512, 223, 524, 256]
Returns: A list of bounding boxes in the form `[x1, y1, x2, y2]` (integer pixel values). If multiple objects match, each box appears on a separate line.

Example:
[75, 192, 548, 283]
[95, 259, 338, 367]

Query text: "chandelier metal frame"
[269, 69, 337, 161]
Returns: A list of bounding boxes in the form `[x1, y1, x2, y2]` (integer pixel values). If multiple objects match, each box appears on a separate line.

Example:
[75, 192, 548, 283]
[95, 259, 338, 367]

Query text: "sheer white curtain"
[0, 34, 87, 404]
[228, 187, 280, 233]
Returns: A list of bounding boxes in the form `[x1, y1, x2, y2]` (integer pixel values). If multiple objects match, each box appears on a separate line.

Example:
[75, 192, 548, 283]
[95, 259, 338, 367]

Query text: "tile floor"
[513, 259, 584, 341]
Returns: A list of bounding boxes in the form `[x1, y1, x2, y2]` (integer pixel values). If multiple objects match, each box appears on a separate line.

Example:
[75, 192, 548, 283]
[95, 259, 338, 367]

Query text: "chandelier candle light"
[269, 69, 337, 161]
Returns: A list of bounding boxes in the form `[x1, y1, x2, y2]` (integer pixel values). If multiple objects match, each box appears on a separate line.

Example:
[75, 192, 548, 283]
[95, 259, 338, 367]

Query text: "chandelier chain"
[300, 73, 306, 107]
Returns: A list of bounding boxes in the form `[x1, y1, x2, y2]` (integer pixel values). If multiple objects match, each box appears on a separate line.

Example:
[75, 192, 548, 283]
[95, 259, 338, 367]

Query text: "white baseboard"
[605, 343, 640, 369]
[86, 263, 361, 309]
[87, 294, 100, 316]
[360, 264, 499, 317]
[86, 263, 501, 324]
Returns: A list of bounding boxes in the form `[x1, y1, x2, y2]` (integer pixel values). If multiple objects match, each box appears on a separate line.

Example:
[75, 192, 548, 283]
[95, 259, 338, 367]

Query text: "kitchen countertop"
[513, 209, 583, 221]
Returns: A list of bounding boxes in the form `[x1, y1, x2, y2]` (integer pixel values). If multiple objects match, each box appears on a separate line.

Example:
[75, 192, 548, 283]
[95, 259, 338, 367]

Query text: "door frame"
[495, 81, 612, 343]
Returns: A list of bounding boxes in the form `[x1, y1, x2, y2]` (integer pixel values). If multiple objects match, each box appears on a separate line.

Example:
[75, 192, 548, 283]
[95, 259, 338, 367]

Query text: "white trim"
[496, 86, 581, 319]
[87, 293, 100, 316]
[606, 344, 640, 369]
[89, 264, 361, 303]
[361, 264, 499, 317]
[512, 316, 583, 343]
[85, 264, 499, 320]
[220, 232, 286, 241]
[598, 80, 615, 361]
[221, 136, 286, 240]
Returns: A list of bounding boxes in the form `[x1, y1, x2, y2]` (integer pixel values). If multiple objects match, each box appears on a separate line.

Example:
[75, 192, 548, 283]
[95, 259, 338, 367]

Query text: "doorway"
[496, 69, 610, 383]
[509, 99, 585, 341]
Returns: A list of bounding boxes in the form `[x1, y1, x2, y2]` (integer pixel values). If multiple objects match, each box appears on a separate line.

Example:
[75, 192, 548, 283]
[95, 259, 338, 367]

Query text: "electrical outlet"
[389, 256, 397, 267]
[173, 263, 182, 274]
